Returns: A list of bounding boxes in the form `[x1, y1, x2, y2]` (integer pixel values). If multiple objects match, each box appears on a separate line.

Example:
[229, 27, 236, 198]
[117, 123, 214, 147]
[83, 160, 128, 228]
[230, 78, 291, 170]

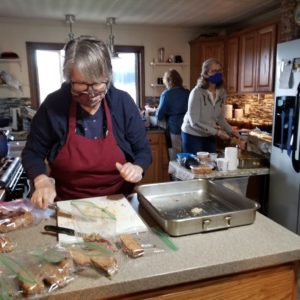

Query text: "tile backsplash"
[226, 93, 274, 122]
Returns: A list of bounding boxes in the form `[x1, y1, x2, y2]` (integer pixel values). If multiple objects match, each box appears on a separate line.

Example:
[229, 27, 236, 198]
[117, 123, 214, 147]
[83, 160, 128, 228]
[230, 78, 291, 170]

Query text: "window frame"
[26, 42, 64, 109]
[26, 42, 145, 109]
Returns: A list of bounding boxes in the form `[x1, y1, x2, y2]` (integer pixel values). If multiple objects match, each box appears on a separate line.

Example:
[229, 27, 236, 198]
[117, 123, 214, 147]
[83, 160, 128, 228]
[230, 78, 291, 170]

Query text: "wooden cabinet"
[189, 23, 277, 94]
[189, 37, 225, 87]
[225, 36, 239, 94]
[119, 263, 298, 300]
[141, 131, 170, 184]
[256, 24, 277, 92]
[238, 24, 277, 93]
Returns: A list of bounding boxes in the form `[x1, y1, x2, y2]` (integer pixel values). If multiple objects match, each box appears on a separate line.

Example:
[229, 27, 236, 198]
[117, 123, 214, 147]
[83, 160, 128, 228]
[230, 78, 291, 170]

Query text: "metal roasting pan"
[136, 179, 260, 236]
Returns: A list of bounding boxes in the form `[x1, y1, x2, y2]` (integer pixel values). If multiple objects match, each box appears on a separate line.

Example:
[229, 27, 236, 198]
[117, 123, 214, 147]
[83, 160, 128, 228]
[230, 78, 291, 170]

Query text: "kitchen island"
[6, 194, 300, 300]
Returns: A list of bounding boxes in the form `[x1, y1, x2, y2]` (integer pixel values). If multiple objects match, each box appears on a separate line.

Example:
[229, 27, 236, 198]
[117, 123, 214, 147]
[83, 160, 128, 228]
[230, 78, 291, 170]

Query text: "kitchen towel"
[225, 147, 238, 171]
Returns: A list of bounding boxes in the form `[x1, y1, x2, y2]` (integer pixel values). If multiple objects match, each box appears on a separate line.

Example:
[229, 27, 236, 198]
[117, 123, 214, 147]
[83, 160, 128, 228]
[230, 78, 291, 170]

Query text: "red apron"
[50, 99, 133, 200]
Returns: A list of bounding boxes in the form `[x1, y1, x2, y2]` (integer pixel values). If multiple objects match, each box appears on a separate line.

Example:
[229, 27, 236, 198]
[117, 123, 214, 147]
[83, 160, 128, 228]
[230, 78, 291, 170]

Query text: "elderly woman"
[22, 36, 151, 209]
[181, 58, 239, 154]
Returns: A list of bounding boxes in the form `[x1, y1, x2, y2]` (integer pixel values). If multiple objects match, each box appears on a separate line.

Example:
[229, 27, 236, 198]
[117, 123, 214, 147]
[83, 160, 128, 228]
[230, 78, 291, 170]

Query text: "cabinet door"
[238, 31, 257, 93]
[190, 41, 202, 88]
[190, 39, 225, 88]
[255, 24, 276, 92]
[226, 37, 239, 94]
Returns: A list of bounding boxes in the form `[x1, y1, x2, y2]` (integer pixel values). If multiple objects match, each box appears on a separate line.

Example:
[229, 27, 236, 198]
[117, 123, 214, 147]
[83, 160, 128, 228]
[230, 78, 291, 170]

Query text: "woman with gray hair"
[181, 58, 239, 154]
[22, 36, 152, 209]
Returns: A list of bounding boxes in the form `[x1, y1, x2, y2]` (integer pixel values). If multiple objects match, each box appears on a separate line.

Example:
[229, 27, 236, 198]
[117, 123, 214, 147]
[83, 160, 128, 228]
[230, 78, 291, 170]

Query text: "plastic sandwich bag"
[0, 198, 53, 233]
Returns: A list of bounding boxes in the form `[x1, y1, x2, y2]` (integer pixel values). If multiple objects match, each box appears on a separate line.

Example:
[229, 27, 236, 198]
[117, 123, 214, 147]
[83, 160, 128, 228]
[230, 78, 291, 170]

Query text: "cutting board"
[56, 194, 148, 244]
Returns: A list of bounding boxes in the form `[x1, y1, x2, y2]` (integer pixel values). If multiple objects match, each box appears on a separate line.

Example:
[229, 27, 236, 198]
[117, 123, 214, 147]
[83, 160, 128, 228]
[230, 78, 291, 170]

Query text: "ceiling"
[0, 0, 281, 28]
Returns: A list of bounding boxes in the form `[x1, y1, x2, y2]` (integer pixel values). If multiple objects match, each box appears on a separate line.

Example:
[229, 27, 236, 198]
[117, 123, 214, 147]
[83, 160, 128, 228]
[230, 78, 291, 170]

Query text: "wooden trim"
[114, 45, 145, 109]
[26, 42, 64, 109]
[107, 263, 298, 300]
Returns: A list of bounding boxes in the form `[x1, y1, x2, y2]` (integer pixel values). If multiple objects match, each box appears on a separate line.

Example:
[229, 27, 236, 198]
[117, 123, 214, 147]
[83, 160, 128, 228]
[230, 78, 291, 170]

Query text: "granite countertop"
[168, 160, 269, 181]
[6, 194, 300, 300]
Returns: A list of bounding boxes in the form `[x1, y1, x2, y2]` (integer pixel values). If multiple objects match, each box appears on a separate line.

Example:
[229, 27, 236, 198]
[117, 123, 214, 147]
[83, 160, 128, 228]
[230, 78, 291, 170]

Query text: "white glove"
[31, 175, 56, 209]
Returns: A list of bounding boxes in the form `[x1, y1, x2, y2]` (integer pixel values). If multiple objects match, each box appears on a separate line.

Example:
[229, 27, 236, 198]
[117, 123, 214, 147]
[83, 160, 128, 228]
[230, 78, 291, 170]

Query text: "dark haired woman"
[156, 69, 189, 160]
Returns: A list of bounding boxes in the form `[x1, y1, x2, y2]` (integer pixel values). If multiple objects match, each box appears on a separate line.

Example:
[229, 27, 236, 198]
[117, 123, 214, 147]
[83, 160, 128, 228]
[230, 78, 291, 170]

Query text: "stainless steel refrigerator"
[268, 39, 300, 234]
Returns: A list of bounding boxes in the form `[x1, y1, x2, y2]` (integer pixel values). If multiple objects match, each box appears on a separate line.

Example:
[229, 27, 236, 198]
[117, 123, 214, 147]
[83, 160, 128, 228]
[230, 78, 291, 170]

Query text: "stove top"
[0, 157, 30, 201]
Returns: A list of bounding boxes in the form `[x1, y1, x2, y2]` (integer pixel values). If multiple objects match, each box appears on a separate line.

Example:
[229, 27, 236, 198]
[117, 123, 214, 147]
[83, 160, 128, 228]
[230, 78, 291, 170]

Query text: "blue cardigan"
[22, 82, 152, 180]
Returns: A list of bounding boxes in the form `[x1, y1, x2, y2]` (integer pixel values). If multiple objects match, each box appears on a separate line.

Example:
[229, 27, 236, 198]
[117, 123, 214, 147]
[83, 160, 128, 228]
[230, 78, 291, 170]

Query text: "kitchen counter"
[168, 160, 270, 214]
[6, 194, 300, 300]
[168, 160, 269, 181]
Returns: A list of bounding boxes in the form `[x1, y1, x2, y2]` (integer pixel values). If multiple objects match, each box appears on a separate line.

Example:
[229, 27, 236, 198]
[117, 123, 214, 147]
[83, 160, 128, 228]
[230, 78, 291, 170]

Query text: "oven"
[0, 156, 30, 201]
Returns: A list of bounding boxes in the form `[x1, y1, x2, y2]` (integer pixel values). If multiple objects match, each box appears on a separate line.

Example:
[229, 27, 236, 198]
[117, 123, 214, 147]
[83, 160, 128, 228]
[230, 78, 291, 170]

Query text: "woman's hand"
[115, 162, 143, 183]
[217, 129, 231, 140]
[31, 175, 56, 209]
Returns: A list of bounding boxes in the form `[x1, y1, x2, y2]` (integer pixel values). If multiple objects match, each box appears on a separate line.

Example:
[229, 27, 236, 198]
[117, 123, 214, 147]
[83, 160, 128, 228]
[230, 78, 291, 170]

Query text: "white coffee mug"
[216, 158, 229, 171]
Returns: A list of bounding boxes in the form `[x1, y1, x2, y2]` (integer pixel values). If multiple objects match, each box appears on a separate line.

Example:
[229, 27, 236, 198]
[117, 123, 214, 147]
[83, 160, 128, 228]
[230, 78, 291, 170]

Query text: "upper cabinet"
[238, 24, 277, 93]
[189, 37, 225, 87]
[189, 22, 277, 94]
[225, 36, 239, 94]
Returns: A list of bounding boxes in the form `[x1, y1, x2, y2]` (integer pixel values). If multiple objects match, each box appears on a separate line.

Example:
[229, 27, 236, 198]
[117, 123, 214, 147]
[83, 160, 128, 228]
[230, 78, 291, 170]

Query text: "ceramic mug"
[216, 158, 229, 172]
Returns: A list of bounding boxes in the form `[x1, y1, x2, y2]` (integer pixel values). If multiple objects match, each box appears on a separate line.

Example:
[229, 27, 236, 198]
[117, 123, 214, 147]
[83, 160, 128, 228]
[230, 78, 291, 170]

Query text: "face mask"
[208, 73, 222, 85]
[72, 90, 106, 108]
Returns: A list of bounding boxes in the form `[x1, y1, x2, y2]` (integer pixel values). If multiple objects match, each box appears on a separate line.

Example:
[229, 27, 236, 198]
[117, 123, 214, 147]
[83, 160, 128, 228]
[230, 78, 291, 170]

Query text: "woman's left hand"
[115, 162, 143, 183]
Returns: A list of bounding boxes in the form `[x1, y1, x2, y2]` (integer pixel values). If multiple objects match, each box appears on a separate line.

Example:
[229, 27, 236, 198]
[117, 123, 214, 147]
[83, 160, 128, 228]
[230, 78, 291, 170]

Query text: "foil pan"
[137, 179, 260, 236]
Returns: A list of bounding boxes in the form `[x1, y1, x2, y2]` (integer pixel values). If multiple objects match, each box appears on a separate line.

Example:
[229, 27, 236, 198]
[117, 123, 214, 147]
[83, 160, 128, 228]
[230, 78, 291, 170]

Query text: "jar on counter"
[158, 47, 165, 63]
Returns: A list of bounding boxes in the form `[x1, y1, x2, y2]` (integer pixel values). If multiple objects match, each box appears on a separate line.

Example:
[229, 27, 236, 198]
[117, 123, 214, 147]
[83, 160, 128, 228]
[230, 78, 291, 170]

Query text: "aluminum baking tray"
[137, 179, 260, 236]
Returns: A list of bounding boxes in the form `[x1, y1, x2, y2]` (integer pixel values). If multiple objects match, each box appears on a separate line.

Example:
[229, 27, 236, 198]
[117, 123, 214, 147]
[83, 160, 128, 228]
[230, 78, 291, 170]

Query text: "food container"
[137, 180, 260, 236]
[190, 164, 213, 174]
[238, 150, 269, 169]
[197, 151, 209, 161]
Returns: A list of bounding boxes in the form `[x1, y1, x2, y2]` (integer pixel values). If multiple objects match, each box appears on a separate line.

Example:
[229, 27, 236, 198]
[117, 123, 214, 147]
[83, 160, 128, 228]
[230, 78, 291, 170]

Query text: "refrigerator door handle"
[280, 110, 285, 152]
[292, 82, 300, 172]
[287, 108, 294, 156]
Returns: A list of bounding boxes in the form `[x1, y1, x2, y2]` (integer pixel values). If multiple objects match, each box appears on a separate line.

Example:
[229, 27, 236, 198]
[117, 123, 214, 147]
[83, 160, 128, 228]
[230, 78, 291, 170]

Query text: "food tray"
[137, 179, 260, 236]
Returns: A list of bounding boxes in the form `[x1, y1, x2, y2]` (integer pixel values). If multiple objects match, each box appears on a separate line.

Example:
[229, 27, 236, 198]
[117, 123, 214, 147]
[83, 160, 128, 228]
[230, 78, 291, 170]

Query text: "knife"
[44, 225, 117, 253]
[44, 225, 83, 237]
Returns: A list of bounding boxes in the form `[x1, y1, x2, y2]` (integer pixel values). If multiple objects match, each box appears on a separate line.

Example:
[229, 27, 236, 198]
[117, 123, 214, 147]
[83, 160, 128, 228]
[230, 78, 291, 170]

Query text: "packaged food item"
[0, 199, 52, 233]
[119, 234, 144, 258]
[68, 241, 118, 277]
[0, 234, 14, 253]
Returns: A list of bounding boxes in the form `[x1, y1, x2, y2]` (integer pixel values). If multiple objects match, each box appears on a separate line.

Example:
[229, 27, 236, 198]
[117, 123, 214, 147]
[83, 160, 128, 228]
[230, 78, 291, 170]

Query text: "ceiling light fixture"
[65, 14, 76, 40]
[106, 17, 119, 58]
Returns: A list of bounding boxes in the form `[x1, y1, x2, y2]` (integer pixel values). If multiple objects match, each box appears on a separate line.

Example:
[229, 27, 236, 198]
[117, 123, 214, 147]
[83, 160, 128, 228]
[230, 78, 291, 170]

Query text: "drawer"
[147, 134, 159, 144]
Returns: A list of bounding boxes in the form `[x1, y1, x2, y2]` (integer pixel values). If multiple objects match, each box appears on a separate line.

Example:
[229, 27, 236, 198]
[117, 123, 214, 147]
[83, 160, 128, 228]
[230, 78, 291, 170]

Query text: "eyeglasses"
[71, 80, 108, 93]
[208, 68, 222, 75]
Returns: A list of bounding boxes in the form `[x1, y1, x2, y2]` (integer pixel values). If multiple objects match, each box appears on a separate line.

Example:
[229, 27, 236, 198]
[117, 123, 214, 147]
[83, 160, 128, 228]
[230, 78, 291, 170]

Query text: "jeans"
[181, 132, 216, 154]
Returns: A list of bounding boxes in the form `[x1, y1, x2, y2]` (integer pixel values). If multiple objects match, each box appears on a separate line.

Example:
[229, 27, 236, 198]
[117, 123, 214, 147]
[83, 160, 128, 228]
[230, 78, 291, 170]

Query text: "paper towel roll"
[224, 104, 233, 119]
[244, 104, 250, 116]
[224, 147, 238, 171]
[234, 108, 243, 119]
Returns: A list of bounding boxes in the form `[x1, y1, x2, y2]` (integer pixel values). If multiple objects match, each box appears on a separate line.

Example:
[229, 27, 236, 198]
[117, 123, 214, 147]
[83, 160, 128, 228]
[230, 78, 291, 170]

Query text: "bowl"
[197, 151, 209, 160]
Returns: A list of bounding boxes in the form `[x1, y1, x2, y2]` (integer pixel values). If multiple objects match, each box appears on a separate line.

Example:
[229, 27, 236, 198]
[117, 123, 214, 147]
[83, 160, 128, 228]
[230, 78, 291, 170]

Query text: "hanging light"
[65, 14, 76, 40]
[106, 17, 119, 58]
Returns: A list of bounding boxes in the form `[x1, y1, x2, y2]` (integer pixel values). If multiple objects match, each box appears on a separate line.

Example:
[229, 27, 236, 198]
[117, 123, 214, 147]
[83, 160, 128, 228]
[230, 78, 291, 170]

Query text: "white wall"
[0, 17, 200, 102]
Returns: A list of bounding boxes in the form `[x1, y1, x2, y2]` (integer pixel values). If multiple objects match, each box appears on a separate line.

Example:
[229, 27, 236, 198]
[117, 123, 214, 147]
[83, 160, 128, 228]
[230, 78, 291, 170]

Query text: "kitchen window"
[26, 42, 145, 109]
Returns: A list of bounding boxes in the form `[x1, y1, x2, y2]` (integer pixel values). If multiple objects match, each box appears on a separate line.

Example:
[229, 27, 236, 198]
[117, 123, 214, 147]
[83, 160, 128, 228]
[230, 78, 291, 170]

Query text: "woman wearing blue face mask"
[181, 58, 239, 154]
